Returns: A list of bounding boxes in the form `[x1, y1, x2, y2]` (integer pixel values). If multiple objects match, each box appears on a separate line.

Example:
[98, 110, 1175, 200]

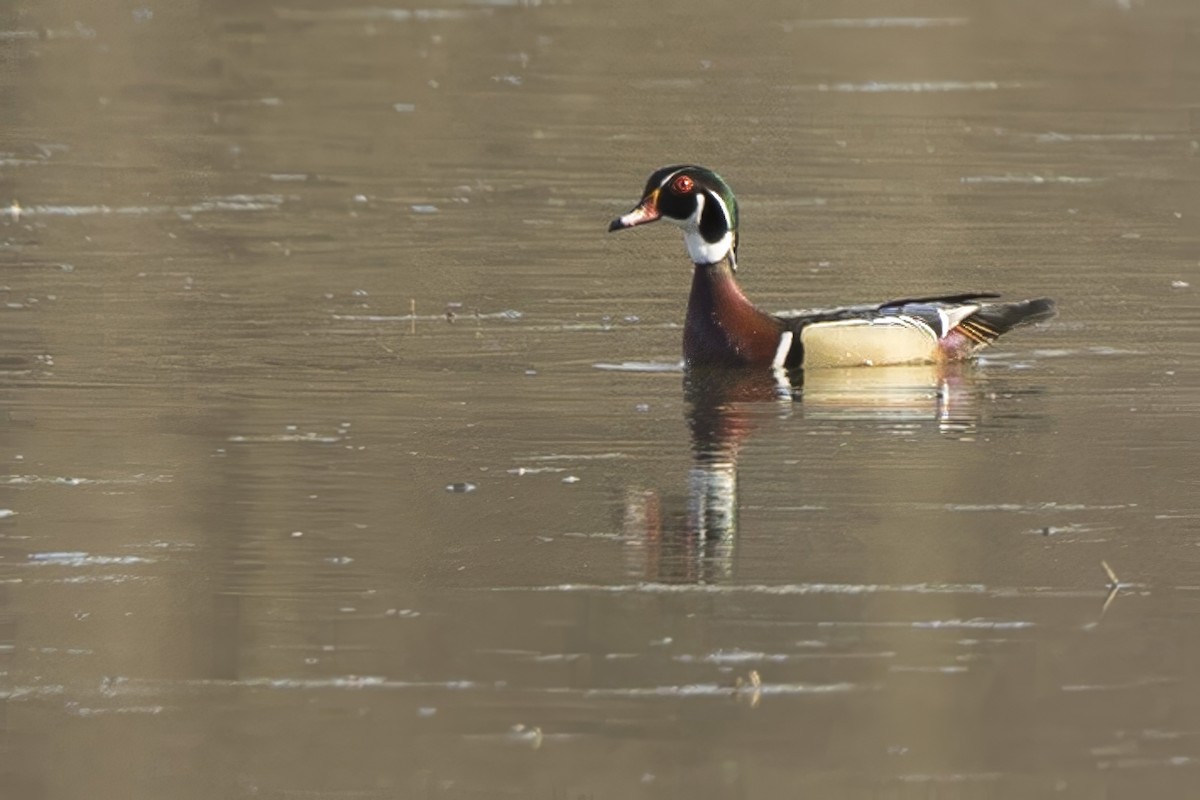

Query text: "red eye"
[671, 174, 694, 194]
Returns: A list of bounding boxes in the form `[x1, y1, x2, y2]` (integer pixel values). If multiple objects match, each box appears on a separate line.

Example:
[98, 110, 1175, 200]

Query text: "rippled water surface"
[2, 0, 1200, 797]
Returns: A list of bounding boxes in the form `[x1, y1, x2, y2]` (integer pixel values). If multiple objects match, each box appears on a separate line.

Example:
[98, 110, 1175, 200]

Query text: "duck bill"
[608, 190, 661, 231]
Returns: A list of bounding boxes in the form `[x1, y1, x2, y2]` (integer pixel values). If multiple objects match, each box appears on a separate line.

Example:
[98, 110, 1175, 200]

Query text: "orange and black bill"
[609, 189, 661, 231]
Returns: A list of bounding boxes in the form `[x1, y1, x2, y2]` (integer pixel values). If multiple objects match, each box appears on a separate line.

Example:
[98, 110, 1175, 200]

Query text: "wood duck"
[609, 165, 1056, 369]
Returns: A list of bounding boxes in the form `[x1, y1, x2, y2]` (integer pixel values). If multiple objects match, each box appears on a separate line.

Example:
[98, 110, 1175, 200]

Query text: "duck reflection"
[623, 362, 983, 583]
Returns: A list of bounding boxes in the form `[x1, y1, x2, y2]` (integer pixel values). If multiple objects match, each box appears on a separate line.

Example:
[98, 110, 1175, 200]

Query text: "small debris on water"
[509, 723, 543, 749]
[1171, 280, 1189, 288]
[411, 204, 438, 214]
[734, 669, 763, 708]
[393, 103, 416, 112]
[635, 403, 650, 412]
[561, 475, 580, 484]
[446, 482, 477, 493]
[290, 531, 303, 538]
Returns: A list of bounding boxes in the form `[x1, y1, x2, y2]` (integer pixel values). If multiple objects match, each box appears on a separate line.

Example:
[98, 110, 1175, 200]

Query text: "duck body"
[611, 165, 1056, 370]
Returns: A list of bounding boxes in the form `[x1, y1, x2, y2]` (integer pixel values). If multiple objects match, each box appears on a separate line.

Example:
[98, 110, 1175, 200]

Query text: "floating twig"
[1101, 559, 1119, 588]
[1099, 560, 1122, 617]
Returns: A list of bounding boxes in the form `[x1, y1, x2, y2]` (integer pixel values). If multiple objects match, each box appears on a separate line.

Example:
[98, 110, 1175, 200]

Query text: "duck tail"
[956, 298, 1057, 345]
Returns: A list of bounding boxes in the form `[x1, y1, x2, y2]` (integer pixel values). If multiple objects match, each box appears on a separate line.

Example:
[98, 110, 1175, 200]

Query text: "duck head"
[609, 165, 740, 270]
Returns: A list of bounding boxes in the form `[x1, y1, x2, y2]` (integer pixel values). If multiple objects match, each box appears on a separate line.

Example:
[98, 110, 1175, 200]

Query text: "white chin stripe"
[674, 193, 733, 265]
[684, 229, 733, 265]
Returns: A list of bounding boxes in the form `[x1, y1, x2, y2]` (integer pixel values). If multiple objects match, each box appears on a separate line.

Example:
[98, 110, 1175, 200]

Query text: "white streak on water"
[99, 675, 483, 694]
[3, 474, 171, 486]
[942, 502, 1133, 512]
[526, 453, 628, 462]
[673, 649, 896, 664]
[912, 619, 1033, 630]
[784, 17, 968, 29]
[19, 195, 285, 217]
[492, 581, 991, 596]
[796, 81, 1024, 93]
[1063, 677, 1176, 692]
[898, 773, 1003, 784]
[581, 681, 866, 697]
[274, 7, 484, 22]
[593, 361, 684, 373]
[960, 174, 1102, 185]
[1, 685, 66, 701]
[28, 552, 154, 567]
[1032, 131, 1179, 143]
[1099, 756, 1196, 769]
[331, 310, 523, 322]
[226, 433, 344, 444]
[817, 619, 1034, 629]
[68, 705, 166, 717]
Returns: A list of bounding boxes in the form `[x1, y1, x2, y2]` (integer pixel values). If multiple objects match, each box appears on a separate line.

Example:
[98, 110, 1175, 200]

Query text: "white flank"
[800, 317, 940, 368]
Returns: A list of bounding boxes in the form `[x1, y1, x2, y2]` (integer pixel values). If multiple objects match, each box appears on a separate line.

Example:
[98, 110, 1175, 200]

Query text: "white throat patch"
[669, 191, 734, 267]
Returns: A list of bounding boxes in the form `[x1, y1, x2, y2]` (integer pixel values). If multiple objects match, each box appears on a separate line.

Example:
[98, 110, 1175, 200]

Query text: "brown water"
[2, 0, 1199, 797]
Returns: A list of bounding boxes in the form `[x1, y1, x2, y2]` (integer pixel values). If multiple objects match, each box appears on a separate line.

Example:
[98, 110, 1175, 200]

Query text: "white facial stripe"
[658, 168, 688, 191]
[689, 190, 705, 225]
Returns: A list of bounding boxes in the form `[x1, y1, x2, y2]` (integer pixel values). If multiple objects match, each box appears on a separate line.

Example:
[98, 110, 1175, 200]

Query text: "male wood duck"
[609, 165, 1056, 369]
